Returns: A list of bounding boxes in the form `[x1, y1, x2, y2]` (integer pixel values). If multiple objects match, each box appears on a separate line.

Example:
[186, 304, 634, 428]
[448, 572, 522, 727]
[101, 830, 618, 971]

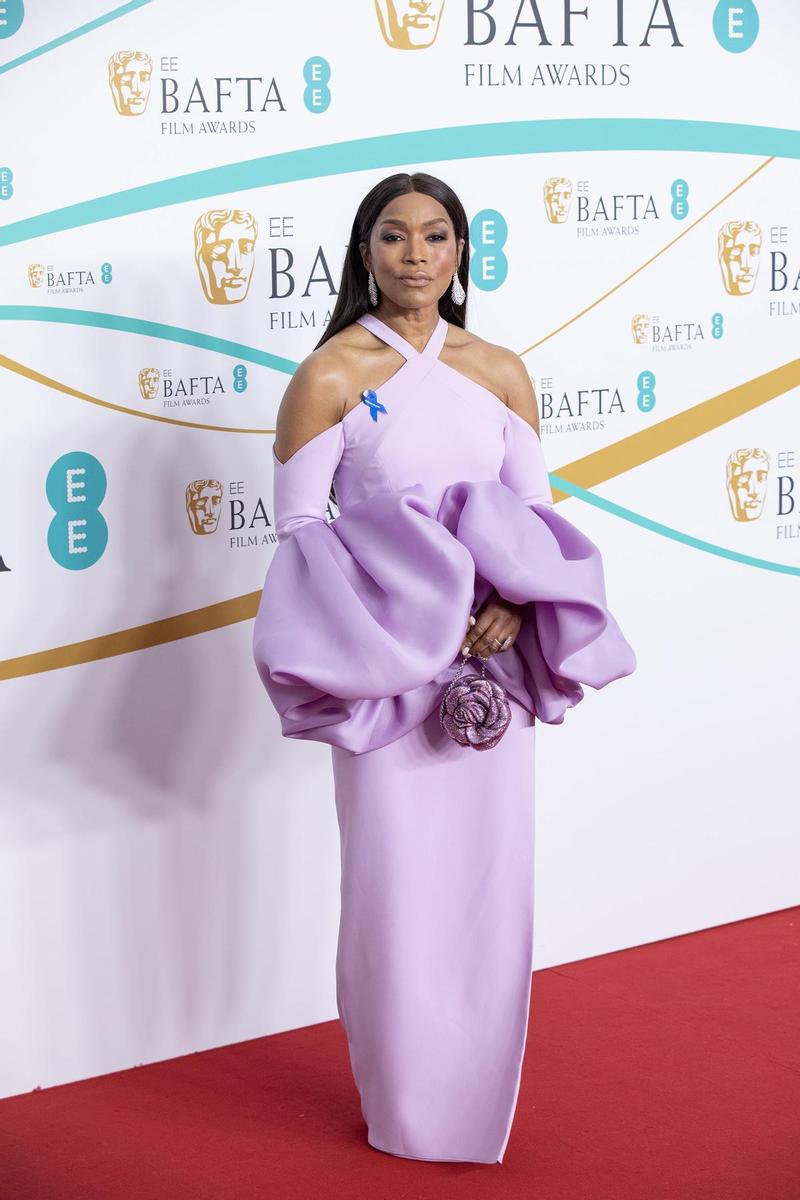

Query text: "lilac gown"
[253, 312, 636, 1163]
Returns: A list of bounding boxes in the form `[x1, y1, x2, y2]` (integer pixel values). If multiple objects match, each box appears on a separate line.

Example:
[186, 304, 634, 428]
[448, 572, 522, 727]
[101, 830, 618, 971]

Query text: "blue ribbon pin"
[361, 388, 387, 422]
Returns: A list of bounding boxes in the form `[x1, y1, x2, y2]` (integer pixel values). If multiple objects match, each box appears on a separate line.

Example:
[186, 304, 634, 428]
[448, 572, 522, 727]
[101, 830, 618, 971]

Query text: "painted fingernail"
[461, 644, 469, 655]
[468, 616, 476, 626]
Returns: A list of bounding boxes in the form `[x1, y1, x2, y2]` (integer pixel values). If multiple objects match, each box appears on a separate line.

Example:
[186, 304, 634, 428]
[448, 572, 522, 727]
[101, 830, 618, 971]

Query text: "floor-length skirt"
[331, 688, 537, 1164]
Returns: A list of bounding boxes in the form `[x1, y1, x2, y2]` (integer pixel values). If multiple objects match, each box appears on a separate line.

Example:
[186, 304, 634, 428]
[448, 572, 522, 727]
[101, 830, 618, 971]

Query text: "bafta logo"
[373, 0, 444, 48]
[631, 314, 650, 344]
[726, 448, 769, 521]
[186, 479, 223, 535]
[108, 51, 153, 116]
[718, 220, 761, 296]
[543, 177, 573, 224]
[194, 209, 258, 305]
[138, 367, 161, 400]
[27, 263, 44, 288]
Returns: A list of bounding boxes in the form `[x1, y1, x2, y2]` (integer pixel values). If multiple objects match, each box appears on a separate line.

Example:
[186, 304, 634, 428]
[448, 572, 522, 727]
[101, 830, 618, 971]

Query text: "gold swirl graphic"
[523, 157, 774, 354]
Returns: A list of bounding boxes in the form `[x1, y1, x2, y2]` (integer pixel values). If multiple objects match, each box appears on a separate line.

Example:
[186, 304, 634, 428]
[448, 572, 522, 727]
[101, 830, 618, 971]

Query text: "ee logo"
[303, 57, 330, 114]
[0, 1, 25, 38]
[637, 370, 656, 413]
[469, 209, 508, 292]
[46, 452, 108, 569]
[712, 1, 759, 52]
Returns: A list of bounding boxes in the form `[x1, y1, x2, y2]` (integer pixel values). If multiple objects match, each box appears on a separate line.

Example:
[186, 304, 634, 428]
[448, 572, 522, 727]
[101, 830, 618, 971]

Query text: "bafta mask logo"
[543, 177, 573, 224]
[631, 314, 650, 344]
[108, 51, 153, 116]
[27, 263, 44, 288]
[186, 479, 223, 535]
[194, 209, 258, 305]
[726, 448, 769, 521]
[373, 0, 444, 48]
[138, 367, 161, 400]
[718, 220, 761, 296]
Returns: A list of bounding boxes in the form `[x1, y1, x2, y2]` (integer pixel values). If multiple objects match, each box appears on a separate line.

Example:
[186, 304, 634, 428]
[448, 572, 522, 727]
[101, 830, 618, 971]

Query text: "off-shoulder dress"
[253, 312, 636, 1164]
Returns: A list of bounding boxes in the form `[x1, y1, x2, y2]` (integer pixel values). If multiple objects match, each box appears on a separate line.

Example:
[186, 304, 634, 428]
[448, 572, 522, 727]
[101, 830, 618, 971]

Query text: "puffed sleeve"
[252, 425, 479, 752]
[460, 407, 636, 723]
[253, 411, 637, 751]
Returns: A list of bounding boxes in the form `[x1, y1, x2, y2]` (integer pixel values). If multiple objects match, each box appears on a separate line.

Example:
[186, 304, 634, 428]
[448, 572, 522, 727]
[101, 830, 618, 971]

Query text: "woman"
[253, 171, 636, 1164]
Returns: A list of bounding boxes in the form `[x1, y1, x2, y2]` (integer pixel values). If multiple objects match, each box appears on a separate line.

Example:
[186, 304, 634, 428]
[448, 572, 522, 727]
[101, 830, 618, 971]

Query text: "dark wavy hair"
[315, 171, 470, 506]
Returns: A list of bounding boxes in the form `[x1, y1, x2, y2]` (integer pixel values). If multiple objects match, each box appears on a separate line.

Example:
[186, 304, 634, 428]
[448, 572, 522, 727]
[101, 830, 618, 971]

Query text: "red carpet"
[1, 907, 797, 1200]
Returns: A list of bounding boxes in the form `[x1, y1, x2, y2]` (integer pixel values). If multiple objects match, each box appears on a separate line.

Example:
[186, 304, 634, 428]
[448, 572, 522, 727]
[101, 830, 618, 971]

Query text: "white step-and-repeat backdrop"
[1, 0, 797, 1097]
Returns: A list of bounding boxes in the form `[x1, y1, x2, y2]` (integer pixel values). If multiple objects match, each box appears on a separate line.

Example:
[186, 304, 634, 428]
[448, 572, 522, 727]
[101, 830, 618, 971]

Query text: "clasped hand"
[460, 589, 523, 661]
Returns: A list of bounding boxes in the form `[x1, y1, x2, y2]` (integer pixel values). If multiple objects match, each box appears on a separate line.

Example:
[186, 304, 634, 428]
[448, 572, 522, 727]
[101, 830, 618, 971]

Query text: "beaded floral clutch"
[438, 654, 512, 751]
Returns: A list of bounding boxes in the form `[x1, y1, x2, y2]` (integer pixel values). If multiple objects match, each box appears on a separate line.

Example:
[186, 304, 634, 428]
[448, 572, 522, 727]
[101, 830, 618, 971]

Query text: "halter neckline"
[357, 312, 448, 363]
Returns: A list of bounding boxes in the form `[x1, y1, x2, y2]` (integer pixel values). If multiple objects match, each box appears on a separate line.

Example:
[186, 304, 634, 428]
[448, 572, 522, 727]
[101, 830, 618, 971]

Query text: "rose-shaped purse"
[438, 653, 512, 751]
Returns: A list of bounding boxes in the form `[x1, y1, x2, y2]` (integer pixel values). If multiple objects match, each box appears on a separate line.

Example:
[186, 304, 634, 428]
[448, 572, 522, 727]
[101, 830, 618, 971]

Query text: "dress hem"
[367, 1136, 502, 1165]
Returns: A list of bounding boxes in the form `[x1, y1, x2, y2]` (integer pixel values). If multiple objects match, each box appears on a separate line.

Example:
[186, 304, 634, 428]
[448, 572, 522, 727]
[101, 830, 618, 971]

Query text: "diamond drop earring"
[367, 270, 378, 306]
[451, 269, 466, 306]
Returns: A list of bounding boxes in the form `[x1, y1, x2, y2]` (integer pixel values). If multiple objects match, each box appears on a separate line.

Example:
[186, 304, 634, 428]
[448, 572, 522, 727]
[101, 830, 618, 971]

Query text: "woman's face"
[362, 192, 464, 310]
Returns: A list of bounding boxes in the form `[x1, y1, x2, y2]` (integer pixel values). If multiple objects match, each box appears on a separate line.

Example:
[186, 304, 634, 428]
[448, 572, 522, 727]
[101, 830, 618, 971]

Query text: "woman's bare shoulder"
[293, 320, 378, 389]
[453, 327, 523, 375]
[273, 322, 374, 463]
[446, 325, 540, 434]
